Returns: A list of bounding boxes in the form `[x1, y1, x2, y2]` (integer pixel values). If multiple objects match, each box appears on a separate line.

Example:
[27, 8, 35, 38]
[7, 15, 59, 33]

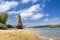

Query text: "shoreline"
[0, 29, 53, 40]
[0, 29, 60, 40]
[41, 34, 60, 40]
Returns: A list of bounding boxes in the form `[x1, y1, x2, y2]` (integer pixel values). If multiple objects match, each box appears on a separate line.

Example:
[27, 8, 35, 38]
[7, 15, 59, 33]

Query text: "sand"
[0, 29, 52, 40]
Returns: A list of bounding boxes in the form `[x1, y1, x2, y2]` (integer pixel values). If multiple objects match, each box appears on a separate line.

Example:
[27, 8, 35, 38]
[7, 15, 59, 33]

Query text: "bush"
[7, 24, 13, 28]
[0, 23, 7, 29]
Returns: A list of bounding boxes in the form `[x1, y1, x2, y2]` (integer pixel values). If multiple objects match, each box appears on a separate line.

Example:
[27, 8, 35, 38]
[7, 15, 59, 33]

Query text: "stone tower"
[16, 14, 23, 29]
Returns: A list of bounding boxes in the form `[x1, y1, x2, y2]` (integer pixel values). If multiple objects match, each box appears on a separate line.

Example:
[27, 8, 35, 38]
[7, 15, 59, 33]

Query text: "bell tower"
[16, 14, 23, 29]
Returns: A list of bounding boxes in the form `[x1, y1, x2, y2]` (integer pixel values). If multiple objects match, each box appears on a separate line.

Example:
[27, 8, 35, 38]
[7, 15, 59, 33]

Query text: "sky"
[0, 0, 60, 27]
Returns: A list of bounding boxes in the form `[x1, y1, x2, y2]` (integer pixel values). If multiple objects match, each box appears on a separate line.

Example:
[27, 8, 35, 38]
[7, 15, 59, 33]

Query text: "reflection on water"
[25, 28, 60, 37]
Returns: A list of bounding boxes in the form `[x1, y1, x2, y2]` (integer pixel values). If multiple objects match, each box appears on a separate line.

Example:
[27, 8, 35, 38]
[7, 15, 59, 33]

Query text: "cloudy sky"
[0, 0, 60, 27]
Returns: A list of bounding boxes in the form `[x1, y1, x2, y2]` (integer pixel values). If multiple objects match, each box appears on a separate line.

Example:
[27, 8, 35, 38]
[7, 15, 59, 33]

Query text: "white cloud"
[46, 14, 49, 16]
[8, 11, 20, 15]
[21, 0, 30, 3]
[20, 4, 41, 19]
[7, 4, 45, 26]
[21, 0, 37, 3]
[0, 1, 18, 12]
[47, 18, 60, 25]
[27, 4, 41, 12]
[21, 13, 33, 19]
[27, 18, 60, 27]
[50, 18, 59, 21]
[44, 18, 48, 22]
[0, 0, 51, 26]
[31, 13, 44, 20]
[43, 18, 60, 25]
[8, 4, 42, 20]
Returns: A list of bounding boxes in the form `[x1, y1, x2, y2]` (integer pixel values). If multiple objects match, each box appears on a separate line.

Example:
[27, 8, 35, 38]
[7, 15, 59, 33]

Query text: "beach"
[0, 29, 52, 40]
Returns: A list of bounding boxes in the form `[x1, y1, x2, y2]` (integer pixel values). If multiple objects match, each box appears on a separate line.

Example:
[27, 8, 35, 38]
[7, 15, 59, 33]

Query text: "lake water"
[25, 28, 60, 38]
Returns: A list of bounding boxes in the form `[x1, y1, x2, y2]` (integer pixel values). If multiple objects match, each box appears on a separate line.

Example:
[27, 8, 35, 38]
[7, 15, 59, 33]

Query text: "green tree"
[0, 12, 8, 24]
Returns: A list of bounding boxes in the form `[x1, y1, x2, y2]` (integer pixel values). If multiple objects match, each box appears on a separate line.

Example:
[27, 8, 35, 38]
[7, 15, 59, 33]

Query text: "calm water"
[25, 28, 60, 37]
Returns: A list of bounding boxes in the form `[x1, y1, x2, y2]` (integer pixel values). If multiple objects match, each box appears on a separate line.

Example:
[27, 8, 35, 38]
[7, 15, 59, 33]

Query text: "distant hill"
[29, 25, 60, 28]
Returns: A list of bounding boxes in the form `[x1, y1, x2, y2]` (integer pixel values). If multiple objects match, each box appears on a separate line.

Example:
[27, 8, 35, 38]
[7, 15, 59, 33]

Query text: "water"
[25, 28, 60, 37]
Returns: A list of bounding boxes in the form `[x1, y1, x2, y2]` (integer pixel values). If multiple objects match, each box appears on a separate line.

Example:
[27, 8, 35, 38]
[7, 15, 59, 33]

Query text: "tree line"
[0, 12, 13, 29]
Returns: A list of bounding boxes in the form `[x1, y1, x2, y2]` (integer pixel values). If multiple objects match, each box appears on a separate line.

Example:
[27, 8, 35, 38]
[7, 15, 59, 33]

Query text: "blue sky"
[0, 0, 60, 27]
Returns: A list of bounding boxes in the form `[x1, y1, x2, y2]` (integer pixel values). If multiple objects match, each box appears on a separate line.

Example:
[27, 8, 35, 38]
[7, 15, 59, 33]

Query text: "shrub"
[0, 23, 7, 29]
[7, 24, 13, 28]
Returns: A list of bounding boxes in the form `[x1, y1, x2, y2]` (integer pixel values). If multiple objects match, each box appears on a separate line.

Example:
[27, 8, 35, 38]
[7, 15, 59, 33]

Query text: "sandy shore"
[0, 29, 52, 40]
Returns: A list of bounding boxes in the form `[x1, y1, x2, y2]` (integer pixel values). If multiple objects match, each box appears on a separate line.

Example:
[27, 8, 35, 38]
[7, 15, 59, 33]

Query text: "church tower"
[16, 14, 23, 29]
